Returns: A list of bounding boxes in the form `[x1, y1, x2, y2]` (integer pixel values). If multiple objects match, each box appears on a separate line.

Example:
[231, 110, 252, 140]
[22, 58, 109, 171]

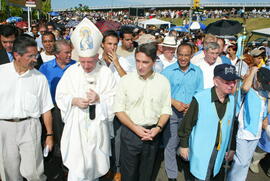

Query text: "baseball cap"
[214, 64, 241, 81]
[250, 48, 264, 57]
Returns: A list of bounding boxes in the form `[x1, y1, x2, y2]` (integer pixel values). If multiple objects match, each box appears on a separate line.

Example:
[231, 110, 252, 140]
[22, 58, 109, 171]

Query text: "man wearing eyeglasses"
[0, 36, 54, 180]
[179, 64, 240, 181]
[0, 24, 18, 65]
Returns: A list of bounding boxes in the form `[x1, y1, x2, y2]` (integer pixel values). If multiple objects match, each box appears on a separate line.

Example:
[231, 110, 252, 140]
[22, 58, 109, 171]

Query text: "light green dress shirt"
[114, 72, 172, 126]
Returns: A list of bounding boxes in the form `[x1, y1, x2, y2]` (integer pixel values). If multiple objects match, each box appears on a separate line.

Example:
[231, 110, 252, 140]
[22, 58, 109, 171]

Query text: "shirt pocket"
[149, 96, 161, 117]
[24, 92, 39, 116]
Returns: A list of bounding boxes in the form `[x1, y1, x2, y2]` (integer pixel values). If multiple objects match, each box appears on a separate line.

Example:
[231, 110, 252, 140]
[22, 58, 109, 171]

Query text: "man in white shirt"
[0, 36, 54, 180]
[159, 36, 178, 68]
[100, 30, 132, 81]
[40, 32, 56, 63]
[191, 34, 217, 65]
[195, 42, 222, 88]
[56, 18, 116, 181]
[99, 30, 132, 181]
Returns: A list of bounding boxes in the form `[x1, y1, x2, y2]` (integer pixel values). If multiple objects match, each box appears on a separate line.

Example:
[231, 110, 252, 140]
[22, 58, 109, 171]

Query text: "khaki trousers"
[0, 118, 46, 181]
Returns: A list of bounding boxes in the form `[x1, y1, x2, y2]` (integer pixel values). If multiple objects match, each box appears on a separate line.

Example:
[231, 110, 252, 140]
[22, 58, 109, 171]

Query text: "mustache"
[28, 61, 38, 67]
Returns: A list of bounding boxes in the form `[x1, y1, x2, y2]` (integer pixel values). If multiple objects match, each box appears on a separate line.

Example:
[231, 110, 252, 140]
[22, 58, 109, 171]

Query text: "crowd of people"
[0, 9, 270, 181]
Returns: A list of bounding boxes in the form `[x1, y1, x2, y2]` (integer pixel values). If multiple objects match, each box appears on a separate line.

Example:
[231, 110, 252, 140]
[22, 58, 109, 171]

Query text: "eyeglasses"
[27, 54, 39, 59]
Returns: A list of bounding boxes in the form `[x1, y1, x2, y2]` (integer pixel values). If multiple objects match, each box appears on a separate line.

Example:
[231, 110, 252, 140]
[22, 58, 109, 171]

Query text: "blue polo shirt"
[162, 62, 204, 104]
[39, 58, 76, 104]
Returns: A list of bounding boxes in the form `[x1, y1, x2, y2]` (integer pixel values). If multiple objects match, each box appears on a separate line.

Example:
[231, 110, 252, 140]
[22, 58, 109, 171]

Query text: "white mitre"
[71, 17, 103, 57]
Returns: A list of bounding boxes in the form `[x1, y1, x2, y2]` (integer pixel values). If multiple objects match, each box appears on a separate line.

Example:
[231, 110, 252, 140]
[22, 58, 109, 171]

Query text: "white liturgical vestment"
[56, 62, 116, 180]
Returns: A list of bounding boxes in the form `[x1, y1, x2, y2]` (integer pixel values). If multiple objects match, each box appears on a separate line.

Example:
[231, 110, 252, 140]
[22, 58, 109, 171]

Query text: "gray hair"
[13, 35, 36, 56]
[53, 40, 71, 55]
[204, 42, 220, 52]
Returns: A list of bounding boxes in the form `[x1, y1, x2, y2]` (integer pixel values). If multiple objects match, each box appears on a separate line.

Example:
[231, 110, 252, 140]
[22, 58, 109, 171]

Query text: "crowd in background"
[0, 7, 270, 181]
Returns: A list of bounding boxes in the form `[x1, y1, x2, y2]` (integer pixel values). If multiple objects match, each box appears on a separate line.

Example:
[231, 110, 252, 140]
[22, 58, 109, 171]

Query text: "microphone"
[84, 73, 96, 120]
[89, 104, 96, 120]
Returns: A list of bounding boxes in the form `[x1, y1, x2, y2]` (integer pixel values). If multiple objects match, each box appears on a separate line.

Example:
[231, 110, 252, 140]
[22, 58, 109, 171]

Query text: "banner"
[8, 0, 42, 9]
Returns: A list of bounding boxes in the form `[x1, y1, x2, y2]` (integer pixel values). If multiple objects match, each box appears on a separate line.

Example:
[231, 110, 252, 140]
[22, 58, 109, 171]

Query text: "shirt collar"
[171, 62, 195, 72]
[211, 87, 229, 104]
[52, 58, 75, 68]
[137, 71, 155, 80]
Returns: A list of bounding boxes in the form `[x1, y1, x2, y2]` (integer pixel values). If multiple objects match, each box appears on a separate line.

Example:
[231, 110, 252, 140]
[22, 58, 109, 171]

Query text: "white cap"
[71, 18, 103, 57]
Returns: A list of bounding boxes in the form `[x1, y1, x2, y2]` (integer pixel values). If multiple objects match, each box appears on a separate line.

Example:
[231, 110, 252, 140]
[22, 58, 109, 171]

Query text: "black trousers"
[120, 126, 160, 181]
[192, 148, 220, 181]
[43, 106, 65, 181]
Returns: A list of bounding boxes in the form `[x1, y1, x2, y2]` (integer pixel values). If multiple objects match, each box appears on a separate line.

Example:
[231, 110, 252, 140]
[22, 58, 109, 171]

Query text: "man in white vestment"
[55, 18, 116, 181]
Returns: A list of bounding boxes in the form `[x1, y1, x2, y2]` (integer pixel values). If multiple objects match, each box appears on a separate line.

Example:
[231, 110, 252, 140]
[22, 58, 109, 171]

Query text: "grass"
[160, 17, 270, 41]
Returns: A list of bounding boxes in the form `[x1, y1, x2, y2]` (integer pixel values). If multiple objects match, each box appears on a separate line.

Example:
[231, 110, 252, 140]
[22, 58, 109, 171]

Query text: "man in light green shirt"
[114, 43, 172, 181]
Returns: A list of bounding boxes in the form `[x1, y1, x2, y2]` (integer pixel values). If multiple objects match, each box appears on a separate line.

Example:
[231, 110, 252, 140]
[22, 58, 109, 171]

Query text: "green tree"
[0, 0, 9, 20]
[10, 6, 23, 17]
[41, 0, 51, 16]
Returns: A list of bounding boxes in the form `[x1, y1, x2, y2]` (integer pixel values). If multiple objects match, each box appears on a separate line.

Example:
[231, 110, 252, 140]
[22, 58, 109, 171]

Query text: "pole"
[224, 21, 247, 181]
[37, 10, 40, 20]
[27, 7, 31, 32]
[189, 0, 193, 33]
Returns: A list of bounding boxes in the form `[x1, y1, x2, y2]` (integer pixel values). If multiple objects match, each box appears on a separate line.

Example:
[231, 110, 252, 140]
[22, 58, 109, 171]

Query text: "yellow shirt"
[113, 72, 172, 126]
[257, 59, 265, 68]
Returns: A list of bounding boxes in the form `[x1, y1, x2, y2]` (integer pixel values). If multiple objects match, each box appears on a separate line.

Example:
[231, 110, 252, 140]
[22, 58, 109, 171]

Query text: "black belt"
[2, 117, 31, 122]
[142, 125, 156, 129]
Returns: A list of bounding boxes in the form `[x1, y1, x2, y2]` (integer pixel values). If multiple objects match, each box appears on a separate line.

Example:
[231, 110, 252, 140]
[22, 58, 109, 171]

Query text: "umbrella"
[95, 20, 121, 33]
[65, 20, 80, 28]
[185, 22, 206, 30]
[6, 16, 22, 23]
[168, 26, 188, 32]
[205, 20, 243, 36]
[15, 21, 28, 29]
[49, 11, 60, 17]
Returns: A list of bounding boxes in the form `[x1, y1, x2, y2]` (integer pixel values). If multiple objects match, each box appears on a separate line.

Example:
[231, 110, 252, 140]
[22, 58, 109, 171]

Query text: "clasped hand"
[72, 89, 99, 109]
[134, 125, 160, 141]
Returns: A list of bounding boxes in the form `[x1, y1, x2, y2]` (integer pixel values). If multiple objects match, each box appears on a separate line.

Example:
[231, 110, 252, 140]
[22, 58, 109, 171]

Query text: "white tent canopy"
[251, 28, 270, 37]
[138, 18, 171, 29]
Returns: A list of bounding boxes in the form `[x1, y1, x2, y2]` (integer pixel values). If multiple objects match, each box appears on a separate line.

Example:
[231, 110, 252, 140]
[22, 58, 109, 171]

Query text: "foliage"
[161, 17, 270, 41]
[69, 3, 91, 12]
[41, 0, 51, 16]
[9, 6, 23, 17]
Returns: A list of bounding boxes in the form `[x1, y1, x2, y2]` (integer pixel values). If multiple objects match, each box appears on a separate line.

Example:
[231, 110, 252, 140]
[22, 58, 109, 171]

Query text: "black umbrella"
[205, 19, 243, 36]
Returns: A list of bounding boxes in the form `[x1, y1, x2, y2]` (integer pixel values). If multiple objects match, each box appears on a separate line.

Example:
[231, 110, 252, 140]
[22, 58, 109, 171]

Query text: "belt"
[142, 125, 156, 129]
[2, 117, 31, 122]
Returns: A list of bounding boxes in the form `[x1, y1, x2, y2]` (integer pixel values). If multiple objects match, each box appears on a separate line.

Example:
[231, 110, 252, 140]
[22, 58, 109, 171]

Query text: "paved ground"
[155, 149, 270, 181]
[43, 148, 270, 181]
[101, 148, 270, 181]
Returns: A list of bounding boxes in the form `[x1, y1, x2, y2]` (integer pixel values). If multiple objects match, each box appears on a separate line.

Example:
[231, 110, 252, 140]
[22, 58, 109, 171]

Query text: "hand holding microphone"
[86, 89, 99, 120]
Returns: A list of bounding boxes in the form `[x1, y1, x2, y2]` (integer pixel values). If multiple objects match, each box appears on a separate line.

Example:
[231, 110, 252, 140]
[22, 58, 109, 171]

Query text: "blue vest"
[258, 129, 270, 153]
[258, 115, 270, 153]
[189, 89, 234, 180]
[243, 88, 267, 136]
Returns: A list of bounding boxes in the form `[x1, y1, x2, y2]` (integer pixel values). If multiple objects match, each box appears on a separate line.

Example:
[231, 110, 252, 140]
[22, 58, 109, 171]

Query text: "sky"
[52, 0, 270, 10]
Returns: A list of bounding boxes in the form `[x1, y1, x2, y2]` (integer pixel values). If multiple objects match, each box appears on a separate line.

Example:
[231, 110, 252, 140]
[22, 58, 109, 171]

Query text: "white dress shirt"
[0, 62, 53, 119]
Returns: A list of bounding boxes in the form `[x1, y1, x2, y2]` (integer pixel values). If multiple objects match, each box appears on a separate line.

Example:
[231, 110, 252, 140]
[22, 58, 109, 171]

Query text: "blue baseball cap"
[214, 64, 241, 81]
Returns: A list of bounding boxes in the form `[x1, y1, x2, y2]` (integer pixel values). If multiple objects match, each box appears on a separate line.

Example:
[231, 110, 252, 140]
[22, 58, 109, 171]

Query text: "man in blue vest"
[179, 64, 240, 181]
[228, 66, 270, 181]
